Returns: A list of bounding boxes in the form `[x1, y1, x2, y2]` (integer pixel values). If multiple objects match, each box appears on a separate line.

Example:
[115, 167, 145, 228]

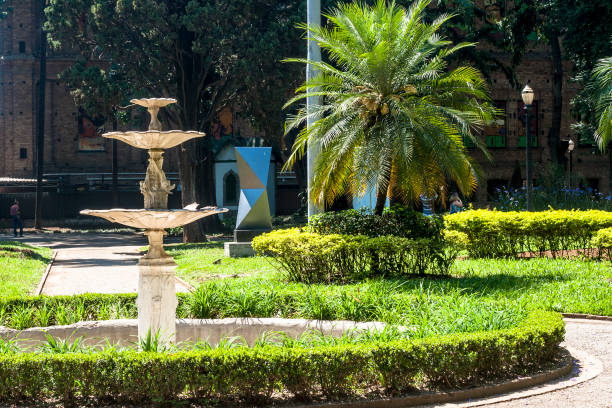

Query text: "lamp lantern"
[521, 84, 534, 106]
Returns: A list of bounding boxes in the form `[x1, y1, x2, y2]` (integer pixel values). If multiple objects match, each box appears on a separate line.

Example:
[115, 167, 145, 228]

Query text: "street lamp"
[521, 84, 534, 211]
[568, 139, 575, 187]
[306, 0, 321, 218]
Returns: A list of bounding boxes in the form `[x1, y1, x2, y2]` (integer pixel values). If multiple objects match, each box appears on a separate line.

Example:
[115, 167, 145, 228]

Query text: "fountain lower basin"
[0, 318, 389, 351]
[80, 208, 228, 229]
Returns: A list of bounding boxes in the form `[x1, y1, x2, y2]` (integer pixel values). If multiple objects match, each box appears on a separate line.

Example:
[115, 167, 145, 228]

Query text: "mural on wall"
[211, 106, 234, 140]
[78, 108, 105, 151]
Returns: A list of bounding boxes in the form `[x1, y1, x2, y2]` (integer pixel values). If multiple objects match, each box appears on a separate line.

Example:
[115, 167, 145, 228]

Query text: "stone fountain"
[81, 98, 228, 344]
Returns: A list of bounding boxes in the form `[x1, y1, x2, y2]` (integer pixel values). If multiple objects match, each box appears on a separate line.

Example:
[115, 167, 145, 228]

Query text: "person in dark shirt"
[9, 200, 23, 237]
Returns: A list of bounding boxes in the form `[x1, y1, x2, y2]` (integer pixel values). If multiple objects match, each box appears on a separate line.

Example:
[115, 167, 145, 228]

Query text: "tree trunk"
[178, 138, 221, 243]
[547, 30, 564, 166]
[176, 29, 223, 243]
[374, 186, 387, 215]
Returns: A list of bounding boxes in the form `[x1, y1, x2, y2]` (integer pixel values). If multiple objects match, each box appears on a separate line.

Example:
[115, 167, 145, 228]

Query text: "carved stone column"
[136, 229, 177, 345]
[140, 149, 174, 209]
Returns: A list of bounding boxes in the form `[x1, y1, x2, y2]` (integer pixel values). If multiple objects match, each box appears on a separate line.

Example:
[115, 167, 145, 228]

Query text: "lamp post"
[568, 139, 575, 187]
[521, 84, 534, 211]
[306, 0, 321, 218]
[34, 0, 48, 229]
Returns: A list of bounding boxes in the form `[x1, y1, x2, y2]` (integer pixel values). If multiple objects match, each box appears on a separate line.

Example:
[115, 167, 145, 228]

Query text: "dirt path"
[1, 232, 191, 295]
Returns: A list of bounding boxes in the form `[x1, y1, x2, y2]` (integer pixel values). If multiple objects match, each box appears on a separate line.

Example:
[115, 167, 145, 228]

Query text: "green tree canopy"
[45, 0, 304, 241]
[284, 0, 496, 214]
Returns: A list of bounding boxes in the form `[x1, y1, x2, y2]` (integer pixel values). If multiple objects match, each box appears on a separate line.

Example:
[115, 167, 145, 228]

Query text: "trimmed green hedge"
[445, 209, 612, 258]
[0, 311, 564, 404]
[309, 206, 444, 239]
[252, 229, 458, 283]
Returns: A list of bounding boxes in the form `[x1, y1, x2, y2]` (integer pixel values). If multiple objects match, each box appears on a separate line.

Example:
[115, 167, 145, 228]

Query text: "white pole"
[307, 0, 321, 218]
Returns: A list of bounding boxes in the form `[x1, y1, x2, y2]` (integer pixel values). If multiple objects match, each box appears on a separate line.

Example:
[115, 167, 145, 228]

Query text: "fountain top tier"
[105, 98, 205, 149]
[129, 97, 178, 132]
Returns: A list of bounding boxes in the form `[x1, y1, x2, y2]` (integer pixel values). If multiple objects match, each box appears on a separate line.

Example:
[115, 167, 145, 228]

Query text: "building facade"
[0, 0, 608, 213]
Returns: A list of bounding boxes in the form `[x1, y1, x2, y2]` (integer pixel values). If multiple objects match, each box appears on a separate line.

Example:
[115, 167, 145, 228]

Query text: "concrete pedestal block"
[224, 242, 256, 257]
[137, 256, 178, 345]
[233, 228, 270, 242]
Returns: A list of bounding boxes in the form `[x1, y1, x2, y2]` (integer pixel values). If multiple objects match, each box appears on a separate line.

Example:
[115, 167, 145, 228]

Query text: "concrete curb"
[33, 249, 57, 296]
[561, 313, 612, 322]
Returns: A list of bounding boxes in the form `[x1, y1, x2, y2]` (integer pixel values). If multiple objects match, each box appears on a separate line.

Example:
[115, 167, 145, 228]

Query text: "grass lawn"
[164, 242, 275, 284]
[0, 241, 52, 297]
[169, 241, 612, 319]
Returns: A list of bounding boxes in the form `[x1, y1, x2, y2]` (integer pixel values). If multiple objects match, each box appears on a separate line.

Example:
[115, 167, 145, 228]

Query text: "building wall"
[467, 54, 609, 203]
[1, 1, 608, 206]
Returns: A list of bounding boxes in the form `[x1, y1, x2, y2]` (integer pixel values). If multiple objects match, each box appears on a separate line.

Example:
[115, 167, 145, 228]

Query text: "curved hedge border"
[0, 311, 564, 404]
[253, 228, 458, 282]
[445, 209, 612, 258]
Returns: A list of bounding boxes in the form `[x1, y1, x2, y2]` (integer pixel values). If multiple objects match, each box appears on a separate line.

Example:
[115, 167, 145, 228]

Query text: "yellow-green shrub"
[591, 228, 612, 261]
[445, 209, 612, 258]
[252, 229, 457, 283]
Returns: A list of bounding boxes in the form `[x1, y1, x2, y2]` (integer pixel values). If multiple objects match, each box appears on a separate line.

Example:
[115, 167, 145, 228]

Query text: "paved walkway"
[0, 232, 191, 295]
[423, 318, 612, 408]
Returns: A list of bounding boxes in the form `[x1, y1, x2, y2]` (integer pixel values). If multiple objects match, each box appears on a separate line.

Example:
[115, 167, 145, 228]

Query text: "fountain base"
[137, 256, 178, 345]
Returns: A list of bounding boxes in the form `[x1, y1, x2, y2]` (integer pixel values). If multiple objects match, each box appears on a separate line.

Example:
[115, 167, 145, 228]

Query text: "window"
[463, 135, 476, 149]
[19, 147, 27, 159]
[485, 100, 507, 148]
[223, 171, 239, 206]
[517, 101, 538, 147]
[18, 41, 25, 53]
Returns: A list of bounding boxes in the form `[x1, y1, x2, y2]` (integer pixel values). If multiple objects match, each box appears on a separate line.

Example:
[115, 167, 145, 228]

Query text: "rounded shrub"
[308, 205, 444, 239]
[252, 229, 458, 283]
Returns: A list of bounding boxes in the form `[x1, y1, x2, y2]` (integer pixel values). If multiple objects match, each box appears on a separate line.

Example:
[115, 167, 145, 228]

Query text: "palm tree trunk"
[374, 186, 386, 215]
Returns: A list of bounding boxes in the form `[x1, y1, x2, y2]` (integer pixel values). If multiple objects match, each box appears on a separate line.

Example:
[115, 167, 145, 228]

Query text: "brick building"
[0, 1, 148, 180]
[0, 0, 609, 210]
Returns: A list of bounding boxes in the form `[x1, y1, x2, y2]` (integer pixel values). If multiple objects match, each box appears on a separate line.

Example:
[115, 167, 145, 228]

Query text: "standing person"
[449, 192, 464, 214]
[9, 200, 23, 237]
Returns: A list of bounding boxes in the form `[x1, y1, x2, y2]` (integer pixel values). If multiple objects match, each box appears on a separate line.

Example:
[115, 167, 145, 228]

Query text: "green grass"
[164, 242, 276, 284]
[0, 241, 52, 297]
[167, 241, 612, 318]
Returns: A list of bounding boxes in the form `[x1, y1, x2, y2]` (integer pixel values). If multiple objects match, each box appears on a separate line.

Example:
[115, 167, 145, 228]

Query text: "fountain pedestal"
[137, 229, 178, 343]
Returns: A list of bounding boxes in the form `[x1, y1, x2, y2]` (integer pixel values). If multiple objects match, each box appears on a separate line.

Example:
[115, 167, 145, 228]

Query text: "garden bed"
[0, 311, 564, 405]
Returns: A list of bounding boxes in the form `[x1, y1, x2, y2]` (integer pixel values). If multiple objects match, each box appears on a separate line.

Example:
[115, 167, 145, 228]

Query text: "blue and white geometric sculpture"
[234, 147, 272, 242]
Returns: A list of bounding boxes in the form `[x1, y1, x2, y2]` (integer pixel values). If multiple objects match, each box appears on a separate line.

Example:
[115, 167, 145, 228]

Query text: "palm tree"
[593, 56, 612, 150]
[284, 0, 496, 214]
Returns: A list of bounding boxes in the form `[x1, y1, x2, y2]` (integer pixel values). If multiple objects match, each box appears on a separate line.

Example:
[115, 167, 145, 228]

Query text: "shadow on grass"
[0, 241, 50, 262]
[369, 271, 569, 297]
[164, 241, 225, 251]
